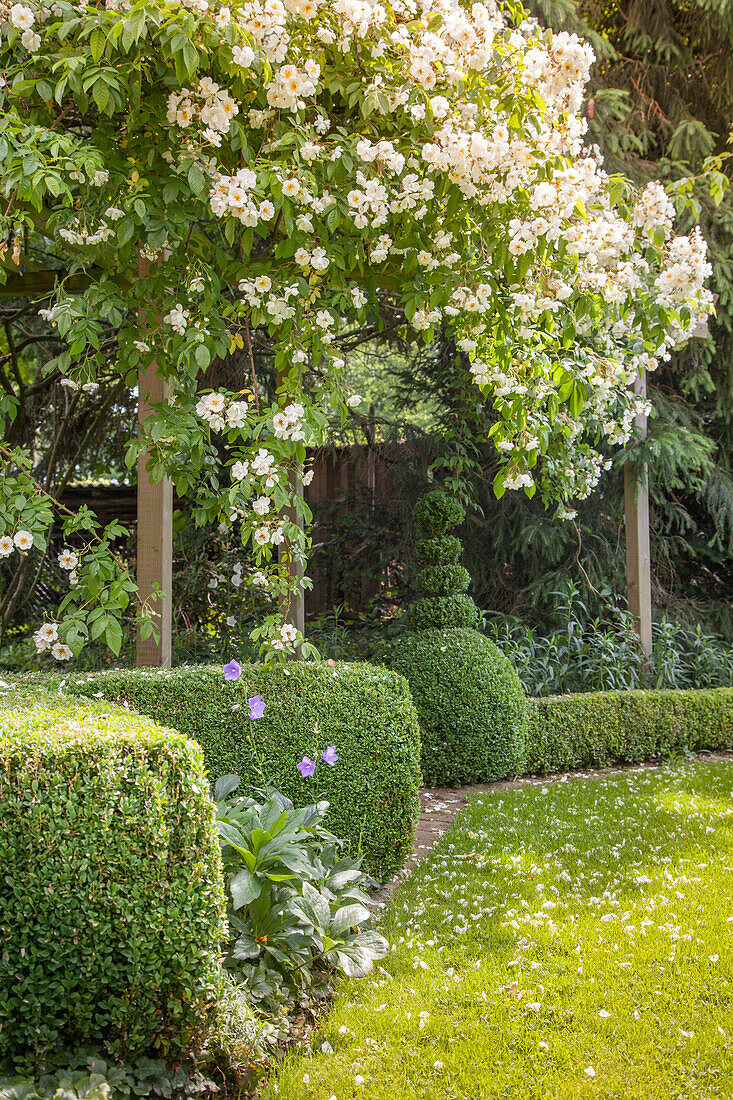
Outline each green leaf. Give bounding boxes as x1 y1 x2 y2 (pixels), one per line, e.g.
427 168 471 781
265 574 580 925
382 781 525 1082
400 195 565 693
330 903 370 936
93 79 110 114
104 618 122 656
229 867 261 909
291 882 330 931
187 163 206 196
181 40 199 78
90 26 105 62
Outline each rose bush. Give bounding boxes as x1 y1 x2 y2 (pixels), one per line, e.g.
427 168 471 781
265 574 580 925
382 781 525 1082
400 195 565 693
0 0 715 660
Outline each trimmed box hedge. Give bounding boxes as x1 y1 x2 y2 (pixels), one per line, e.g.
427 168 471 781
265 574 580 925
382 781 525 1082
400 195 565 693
379 628 528 786
0 682 226 1065
527 686 733 773
70 662 422 882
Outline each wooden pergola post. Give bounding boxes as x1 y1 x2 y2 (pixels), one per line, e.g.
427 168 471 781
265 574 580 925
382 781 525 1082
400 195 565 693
275 365 305 642
136 257 173 667
279 468 305 639
624 372 652 661
136 366 173 666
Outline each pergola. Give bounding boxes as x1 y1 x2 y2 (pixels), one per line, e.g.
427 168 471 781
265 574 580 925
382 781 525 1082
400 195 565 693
3 264 656 666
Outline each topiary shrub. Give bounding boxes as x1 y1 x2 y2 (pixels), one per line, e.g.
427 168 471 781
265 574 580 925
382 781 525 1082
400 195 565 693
415 535 463 564
379 629 527 786
409 594 479 631
412 492 466 538
69 662 421 882
408 491 481 632
379 490 528 786
526 686 733 774
0 683 226 1067
415 564 471 597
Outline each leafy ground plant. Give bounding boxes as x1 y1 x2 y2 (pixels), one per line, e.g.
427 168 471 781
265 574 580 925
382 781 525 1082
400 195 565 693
213 778 388 1018
488 586 733 696
271 757 733 1099
0 1049 216 1100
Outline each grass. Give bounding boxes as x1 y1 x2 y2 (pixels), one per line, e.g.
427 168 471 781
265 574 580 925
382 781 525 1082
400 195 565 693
269 758 733 1100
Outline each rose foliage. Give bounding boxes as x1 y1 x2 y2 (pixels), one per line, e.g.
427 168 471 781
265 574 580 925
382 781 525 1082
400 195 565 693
0 0 714 660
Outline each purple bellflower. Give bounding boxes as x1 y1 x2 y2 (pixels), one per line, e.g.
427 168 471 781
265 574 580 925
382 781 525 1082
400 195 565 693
248 694 266 719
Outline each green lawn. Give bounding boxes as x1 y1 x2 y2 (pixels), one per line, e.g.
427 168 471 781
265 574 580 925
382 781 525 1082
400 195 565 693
269 759 733 1099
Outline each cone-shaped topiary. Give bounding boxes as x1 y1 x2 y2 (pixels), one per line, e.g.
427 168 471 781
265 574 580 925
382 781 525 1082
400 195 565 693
380 490 528 786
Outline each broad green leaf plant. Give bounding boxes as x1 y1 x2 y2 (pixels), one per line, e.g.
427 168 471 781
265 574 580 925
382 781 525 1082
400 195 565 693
0 0 714 660
212 777 388 1013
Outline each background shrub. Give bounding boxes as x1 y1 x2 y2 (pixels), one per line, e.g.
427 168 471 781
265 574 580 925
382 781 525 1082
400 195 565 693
527 687 733 773
379 629 528 786
70 663 421 882
0 682 226 1066
486 583 733 695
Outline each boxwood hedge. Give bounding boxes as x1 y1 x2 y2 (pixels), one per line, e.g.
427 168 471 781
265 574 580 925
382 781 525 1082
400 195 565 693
70 662 422 882
379 629 528 786
527 686 733 773
0 682 226 1066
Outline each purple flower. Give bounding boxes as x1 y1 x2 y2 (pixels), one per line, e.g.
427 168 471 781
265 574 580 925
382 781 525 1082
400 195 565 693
321 746 338 766
224 659 242 681
248 694 266 719
297 756 317 778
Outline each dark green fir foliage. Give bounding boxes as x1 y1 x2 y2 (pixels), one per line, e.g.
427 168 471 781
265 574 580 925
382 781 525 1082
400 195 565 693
381 492 528 786
0 682 226 1067
70 662 422 883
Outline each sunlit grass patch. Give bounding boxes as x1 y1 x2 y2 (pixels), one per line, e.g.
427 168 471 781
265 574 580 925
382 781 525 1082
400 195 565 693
270 759 733 1100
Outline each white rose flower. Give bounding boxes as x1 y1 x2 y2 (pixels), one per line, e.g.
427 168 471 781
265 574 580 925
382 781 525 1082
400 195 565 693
51 642 73 661
21 28 40 50
226 402 248 429
13 530 33 551
58 549 78 570
10 4 34 30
